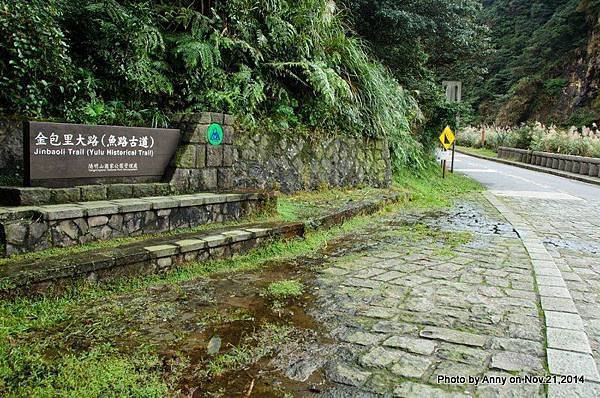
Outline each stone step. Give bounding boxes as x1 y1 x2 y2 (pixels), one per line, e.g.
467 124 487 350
0 221 304 297
0 191 274 257
0 182 175 206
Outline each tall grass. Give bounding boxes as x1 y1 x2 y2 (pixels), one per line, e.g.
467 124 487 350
459 123 600 158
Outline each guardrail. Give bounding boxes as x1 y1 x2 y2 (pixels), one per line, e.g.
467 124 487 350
498 147 600 178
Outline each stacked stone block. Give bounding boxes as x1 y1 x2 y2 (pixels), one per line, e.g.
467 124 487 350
232 133 392 193
0 192 273 257
166 112 235 192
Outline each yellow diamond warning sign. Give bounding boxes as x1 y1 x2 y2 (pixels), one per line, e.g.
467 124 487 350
439 126 455 150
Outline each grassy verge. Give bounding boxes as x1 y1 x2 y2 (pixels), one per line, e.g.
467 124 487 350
0 208 390 397
276 186 403 222
0 165 482 397
394 163 483 208
456 145 498 158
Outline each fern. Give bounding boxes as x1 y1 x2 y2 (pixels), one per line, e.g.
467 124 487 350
1 0 425 170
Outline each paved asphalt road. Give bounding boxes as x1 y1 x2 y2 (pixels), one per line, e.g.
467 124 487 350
453 152 600 203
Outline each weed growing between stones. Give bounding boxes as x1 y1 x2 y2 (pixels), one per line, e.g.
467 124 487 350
263 279 305 314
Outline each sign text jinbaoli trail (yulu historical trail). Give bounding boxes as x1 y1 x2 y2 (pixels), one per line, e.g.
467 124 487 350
25 121 180 187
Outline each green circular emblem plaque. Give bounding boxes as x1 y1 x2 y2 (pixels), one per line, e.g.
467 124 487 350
207 123 224 146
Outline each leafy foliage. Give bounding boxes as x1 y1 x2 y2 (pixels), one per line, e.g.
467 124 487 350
0 0 85 117
0 0 425 169
341 0 490 148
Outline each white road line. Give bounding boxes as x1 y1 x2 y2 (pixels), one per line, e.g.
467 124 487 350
489 190 584 201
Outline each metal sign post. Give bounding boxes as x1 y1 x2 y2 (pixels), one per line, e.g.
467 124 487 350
451 141 456 173
442 159 446 178
442 81 462 174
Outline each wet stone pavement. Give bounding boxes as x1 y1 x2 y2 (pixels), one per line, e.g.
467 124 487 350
308 197 547 397
22 195 556 397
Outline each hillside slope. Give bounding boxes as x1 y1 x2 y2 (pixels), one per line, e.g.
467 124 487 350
474 0 600 126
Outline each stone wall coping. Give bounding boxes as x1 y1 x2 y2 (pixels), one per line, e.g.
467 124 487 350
0 182 173 207
499 147 600 163
174 239 207 253
0 191 270 222
498 147 530 154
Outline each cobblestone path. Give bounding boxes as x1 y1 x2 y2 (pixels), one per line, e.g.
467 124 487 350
305 198 550 397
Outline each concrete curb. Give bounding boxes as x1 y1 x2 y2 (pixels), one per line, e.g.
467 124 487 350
483 191 600 392
456 149 600 187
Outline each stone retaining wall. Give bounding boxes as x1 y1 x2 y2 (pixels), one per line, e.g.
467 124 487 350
0 192 273 257
0 222 303 298
0 182 172 206
232 131 392 193
2 114 392 194
0 119 23 176
498 147 600 178
166 112 235 192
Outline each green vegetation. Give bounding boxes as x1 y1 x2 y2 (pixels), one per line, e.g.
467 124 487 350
197 308 254 327
0 0 424 170
394 165 483 209
469 0 600 125
0 171 482 396
1 344 167 398
0 0 492 170
386 223 472 254
201 323 294 378
0 213 375 397
265 280 304 299
343 0 490 147
456 146 498 158
277 186 406 222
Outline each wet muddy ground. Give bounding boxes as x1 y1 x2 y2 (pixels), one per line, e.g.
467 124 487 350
18 195 534 397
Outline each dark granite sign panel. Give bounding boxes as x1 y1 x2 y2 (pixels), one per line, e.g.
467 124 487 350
25 122 180 187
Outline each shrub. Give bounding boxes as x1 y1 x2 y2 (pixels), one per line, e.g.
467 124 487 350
0 0 89 117
0 0 424 169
